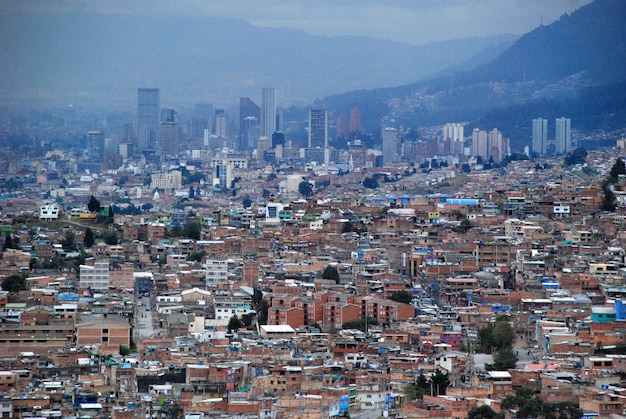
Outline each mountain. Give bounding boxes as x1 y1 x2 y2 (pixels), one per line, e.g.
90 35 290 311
0 13 516 110
319 0 626 150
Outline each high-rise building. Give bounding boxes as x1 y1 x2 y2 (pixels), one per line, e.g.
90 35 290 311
137 88 160 150
261 88 276 138
214 109 228 137
159 120 179 156
87 131 105 162
239 97 260 151
336 114 349 139
555 117 572 154
532 118 548 156
350 106 362 132
471 128 488 160
382 127 399 165
272 131 285 148
309 109 328 148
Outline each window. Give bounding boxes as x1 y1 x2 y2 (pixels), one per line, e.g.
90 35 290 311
102 328 109 334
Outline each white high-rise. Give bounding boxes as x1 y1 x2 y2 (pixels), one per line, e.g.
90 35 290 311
555 117 572 154
532 118 548 156
260 88 276 138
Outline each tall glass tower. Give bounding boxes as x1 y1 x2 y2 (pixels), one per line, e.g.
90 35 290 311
137 88 160 150
260 88 276 138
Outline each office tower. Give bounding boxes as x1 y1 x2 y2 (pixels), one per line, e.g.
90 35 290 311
159 120 179 157
161 108 176 123
532 118 548 156
243 117 260 150
555 117 572 154
443 123 463 142
261 88 276 138
309 109 328 148
87 131 105 162
487 128 505 163
122 121 133 144
350 106 362 132
137 88 160 150
348 140 367 170
471 128 488 160
382 127 399 165
239 97 260 151
214 109 228 137
257 136 270 160
275 110 283 133
336 114 349 139
272 131 285 148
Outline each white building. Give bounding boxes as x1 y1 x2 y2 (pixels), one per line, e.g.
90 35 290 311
206 259 228 288
40 204 60 220
79 261 110 290
150 170 182 190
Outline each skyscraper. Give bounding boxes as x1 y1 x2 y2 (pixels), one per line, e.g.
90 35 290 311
555 117 572 154
137 88 160 150
308 109 328 148
350 106 362 132
239 97 260 151
159 120 179 157
532 118 548 156
87 131 105 162
260 88 276 138
382 127 399 165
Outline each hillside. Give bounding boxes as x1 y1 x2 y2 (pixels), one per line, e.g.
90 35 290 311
319 0 626 150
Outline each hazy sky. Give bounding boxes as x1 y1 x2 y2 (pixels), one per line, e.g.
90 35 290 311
2 0 593 45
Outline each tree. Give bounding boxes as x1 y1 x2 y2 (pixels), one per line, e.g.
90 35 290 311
228 315 244 331
322 265 340 284
2 274 27 292
187 251 206 262
298 181 314 197
456 218 473 233
563 148 587 166
262 189 271 199
256 299 269 325
341 221 354 233
119 345 131 356
363 176 378 189
488 347 518 371
60 231 75 251
467 405 505 419
141 203 153 211
84 227 95 248
102 231 119 245
183 221 201 240
159 401 183 419
87 195 101 212
492 319 516 350
429 369 450 396
242 196 252 209
389 290 412 305
609 157 626 182
3 233 13 251
601 182 617 212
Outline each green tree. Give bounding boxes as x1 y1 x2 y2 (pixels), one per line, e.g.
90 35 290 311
102 231 119 245
87 195 101 212
477 324 495 352
341 221 354 233
3 233 13 251
467 405 505 419
429 369 450 396
119 345 131 356
363 176 378 189
563 148 588 166
228 315 244 331
183 221 201 240
389 290 413 305
298 181 314 198
322 265 340 284
60 231 75 251
242 196 252 209
187 251 206 262
2 274 27 292
141 203 153 211
609 157 626 182
256 299 269 325
601 182 617 212
159 401 183 419
456 218 473 233
262 189 270 199
492 319 515 350
488 347 518 371
84 227 95 248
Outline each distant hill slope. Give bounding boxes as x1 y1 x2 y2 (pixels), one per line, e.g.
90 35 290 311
319 0 626 150
0 13 515 109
